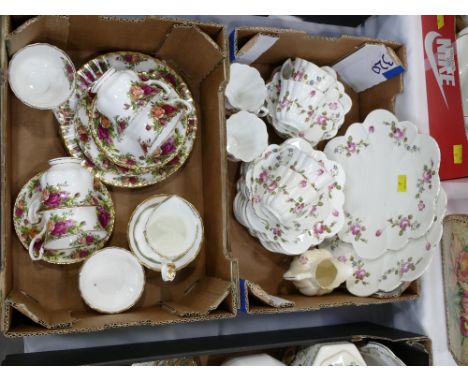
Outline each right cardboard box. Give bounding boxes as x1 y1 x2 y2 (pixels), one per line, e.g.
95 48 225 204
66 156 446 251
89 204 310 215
228 26 421 314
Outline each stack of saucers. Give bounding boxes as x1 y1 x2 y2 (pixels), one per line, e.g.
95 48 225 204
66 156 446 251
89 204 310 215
54 52 198 188
265 58 352 147
320 109 446 297
234 137 346 255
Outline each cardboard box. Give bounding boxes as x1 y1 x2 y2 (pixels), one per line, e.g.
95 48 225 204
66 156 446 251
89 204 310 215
228 27 420 314
420 16 468 180
0 16 238 336
1 322 433 365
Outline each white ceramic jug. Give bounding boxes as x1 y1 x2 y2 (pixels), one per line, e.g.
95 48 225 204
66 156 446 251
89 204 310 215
283 249 352 296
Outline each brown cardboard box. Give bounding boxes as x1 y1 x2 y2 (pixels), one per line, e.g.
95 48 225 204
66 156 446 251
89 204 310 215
0 16 238 336
228 27 420 314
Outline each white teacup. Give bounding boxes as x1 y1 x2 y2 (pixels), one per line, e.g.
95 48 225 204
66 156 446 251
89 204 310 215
8 43 76 109
91 68 171 125
29 205 106 261
29 158 97 224
226 111 268 162
280 58 337 92
122 95 193 157
225 63 268 116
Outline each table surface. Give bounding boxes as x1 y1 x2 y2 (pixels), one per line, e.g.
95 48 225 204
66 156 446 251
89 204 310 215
1 15 464 366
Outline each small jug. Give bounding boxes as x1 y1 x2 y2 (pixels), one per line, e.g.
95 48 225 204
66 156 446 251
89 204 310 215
283 249 352 296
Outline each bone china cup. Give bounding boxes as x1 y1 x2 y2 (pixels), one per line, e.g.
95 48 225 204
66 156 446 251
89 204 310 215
121 94 193 157
28 206 106 261
8 43 76 109
92 68 171 124
28 158 98 224
79 247 145 314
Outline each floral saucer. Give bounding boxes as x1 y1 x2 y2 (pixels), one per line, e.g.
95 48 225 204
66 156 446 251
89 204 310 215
54 52 197 188
13 172 115 264
320 189 446 297
324 109 441 260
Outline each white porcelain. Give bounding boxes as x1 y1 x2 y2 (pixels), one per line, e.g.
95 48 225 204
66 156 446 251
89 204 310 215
324 109 441 260
280 58 337 92
320 189 447 297
222 354 285 366
28 157 96 225
283 249 352 296
79 247 145 314
143 195 198 260
8 43 76 109
28 205 106 261
359 342 406 366
225 63 268 115
53 51 198 188
92 68 170 124
266 70 351 147
128 195 203 282
234 137 346 255
292 342 366 366
122 95 192 157
226 111 268 162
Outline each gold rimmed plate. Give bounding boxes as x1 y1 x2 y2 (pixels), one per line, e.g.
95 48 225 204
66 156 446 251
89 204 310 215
54 51 198 188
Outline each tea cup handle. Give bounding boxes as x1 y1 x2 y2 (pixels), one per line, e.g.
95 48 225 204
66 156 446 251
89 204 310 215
165 97 193 114
257 105 269 118
27 193 42 225
28 224 47 261
161 263 176 282
146 79 172 97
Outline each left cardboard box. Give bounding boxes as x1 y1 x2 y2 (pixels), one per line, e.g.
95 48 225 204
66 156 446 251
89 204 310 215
0 15 238 336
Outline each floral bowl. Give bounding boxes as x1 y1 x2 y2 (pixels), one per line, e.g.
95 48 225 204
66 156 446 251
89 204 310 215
234 137 346 255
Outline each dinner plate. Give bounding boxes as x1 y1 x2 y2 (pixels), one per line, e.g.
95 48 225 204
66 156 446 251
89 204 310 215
324 109 441 259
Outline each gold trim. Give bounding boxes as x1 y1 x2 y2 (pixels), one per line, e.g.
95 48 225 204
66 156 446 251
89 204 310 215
8 42 76 110
127 194 204 275
13 172 115 265
56 51 199 189
78 247 145 314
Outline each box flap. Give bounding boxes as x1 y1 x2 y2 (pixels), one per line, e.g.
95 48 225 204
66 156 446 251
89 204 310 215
233 32 280 64
6 290 74 329
158 24 225 85
162 277 231 317
245 280 295 309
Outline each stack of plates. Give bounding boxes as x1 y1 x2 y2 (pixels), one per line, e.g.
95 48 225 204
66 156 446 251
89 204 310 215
321 109 446 296
54 51 198 188
234 137 346 255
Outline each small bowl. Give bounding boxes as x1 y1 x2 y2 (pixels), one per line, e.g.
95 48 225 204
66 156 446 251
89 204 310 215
79 247 145 314
8 43 76 109
226 111 268 162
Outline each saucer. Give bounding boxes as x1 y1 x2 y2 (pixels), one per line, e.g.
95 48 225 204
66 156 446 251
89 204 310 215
8 43 76 109
13 172 115 264
128 194 203 273
79 247 145 314
54 51 197 188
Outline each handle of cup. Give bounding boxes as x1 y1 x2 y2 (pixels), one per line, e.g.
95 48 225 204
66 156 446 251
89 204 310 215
27 193 42 225
257 105 269 118
161 263 176 282
28 224 47 261
165 97 193 114
146 79 172 98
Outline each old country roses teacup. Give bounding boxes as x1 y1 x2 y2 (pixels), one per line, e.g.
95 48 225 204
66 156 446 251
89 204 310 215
28 205 107 260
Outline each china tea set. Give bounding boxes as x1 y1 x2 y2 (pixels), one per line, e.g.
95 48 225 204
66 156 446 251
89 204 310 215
10 43 203 314
226 59 446 298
